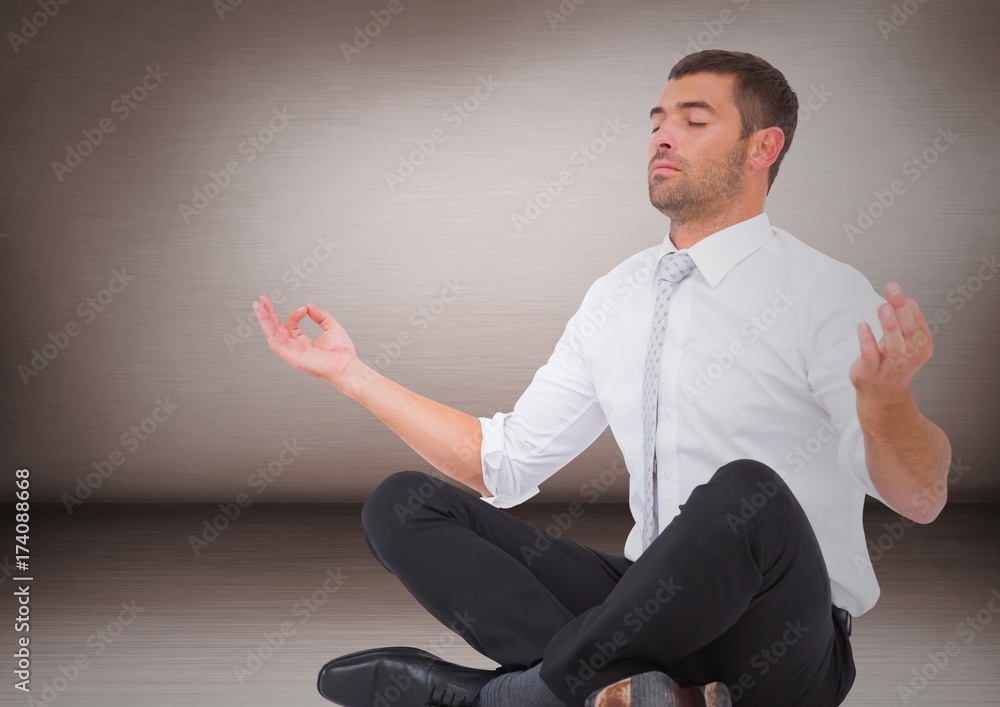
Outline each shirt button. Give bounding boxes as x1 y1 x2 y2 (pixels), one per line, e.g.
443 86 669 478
665 347 674 357
678 295 687 303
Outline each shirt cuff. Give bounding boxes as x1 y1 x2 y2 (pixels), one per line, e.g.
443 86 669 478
838 415 899 512
477 412 541 508
479 488 541 508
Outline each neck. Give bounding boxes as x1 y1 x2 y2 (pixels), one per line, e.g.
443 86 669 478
668 203 764 250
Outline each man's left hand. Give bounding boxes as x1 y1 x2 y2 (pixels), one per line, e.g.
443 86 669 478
850 281 934 402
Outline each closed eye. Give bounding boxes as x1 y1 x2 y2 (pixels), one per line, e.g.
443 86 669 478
651 122 706 133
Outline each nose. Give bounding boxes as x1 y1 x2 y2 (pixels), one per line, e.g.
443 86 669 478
648 124 675 163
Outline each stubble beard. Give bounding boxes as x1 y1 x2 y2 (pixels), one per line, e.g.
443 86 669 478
648 139 749 226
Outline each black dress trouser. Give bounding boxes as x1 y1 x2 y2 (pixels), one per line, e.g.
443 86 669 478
360 459 857 707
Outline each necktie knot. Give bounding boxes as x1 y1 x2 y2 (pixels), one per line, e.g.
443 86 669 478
658 251 697 283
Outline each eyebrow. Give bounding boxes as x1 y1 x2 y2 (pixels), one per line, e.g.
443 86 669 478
649 101 719 120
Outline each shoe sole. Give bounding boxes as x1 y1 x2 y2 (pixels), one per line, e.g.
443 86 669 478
584 671 733 707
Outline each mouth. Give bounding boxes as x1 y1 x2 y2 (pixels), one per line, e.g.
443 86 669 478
651 162 680 174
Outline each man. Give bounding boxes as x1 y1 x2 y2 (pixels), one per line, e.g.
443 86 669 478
253 49 951 707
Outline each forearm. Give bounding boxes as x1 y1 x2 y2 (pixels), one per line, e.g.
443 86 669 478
857 387 952 524
332 357 489 495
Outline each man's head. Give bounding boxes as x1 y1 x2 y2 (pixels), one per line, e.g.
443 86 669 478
648 50 798 224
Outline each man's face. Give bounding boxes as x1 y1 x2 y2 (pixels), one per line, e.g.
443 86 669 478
647 72 751 222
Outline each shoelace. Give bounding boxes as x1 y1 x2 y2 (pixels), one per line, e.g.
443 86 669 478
425 685 481 707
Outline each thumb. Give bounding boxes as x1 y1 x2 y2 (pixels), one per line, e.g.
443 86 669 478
306 303 336 331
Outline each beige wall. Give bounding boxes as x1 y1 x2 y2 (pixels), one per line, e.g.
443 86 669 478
1 0 997 504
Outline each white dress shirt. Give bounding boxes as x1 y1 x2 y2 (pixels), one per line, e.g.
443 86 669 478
477 211 901 617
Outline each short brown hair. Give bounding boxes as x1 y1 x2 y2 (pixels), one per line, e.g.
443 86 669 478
668 50 798 194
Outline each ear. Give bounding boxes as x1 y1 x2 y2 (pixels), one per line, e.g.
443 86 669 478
749 126 784 171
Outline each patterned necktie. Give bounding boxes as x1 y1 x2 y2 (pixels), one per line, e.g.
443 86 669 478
641 250 697 551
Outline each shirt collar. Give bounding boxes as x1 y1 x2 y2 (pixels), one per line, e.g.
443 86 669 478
661 212 775 288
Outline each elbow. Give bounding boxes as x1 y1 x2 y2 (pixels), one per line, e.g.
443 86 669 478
880 476 947 525
915 428 954 525
911 506 943 525
917 494 947 525
909 484 948 525
895 446 953 525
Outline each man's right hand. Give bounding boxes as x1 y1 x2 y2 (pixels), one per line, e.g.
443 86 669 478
253 295 358 388
253 295 489 494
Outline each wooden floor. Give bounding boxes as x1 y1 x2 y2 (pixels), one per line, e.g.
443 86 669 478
5 501 998 706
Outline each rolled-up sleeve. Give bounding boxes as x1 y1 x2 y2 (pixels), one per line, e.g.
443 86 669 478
801 260 904 514
478 279 610 507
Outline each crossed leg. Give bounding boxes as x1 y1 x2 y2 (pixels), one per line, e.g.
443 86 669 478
361 468 632 670
361 460 855 707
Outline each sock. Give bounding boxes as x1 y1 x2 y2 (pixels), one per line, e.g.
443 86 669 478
477 661 566 707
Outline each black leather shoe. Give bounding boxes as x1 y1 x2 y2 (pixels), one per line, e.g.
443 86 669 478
317 646 503 706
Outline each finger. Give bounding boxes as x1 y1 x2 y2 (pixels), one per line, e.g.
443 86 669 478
257 299 298 350
256 295 284 331
905 304 934 361
910 302 933 340
878 302 905 360
254 301 283 349
895 300 917 338
254 301 280 340
855 321 881 378
306 303 337 331
884 282 917 337
262 295 292 332
284 305 310 336
252 298 270 326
